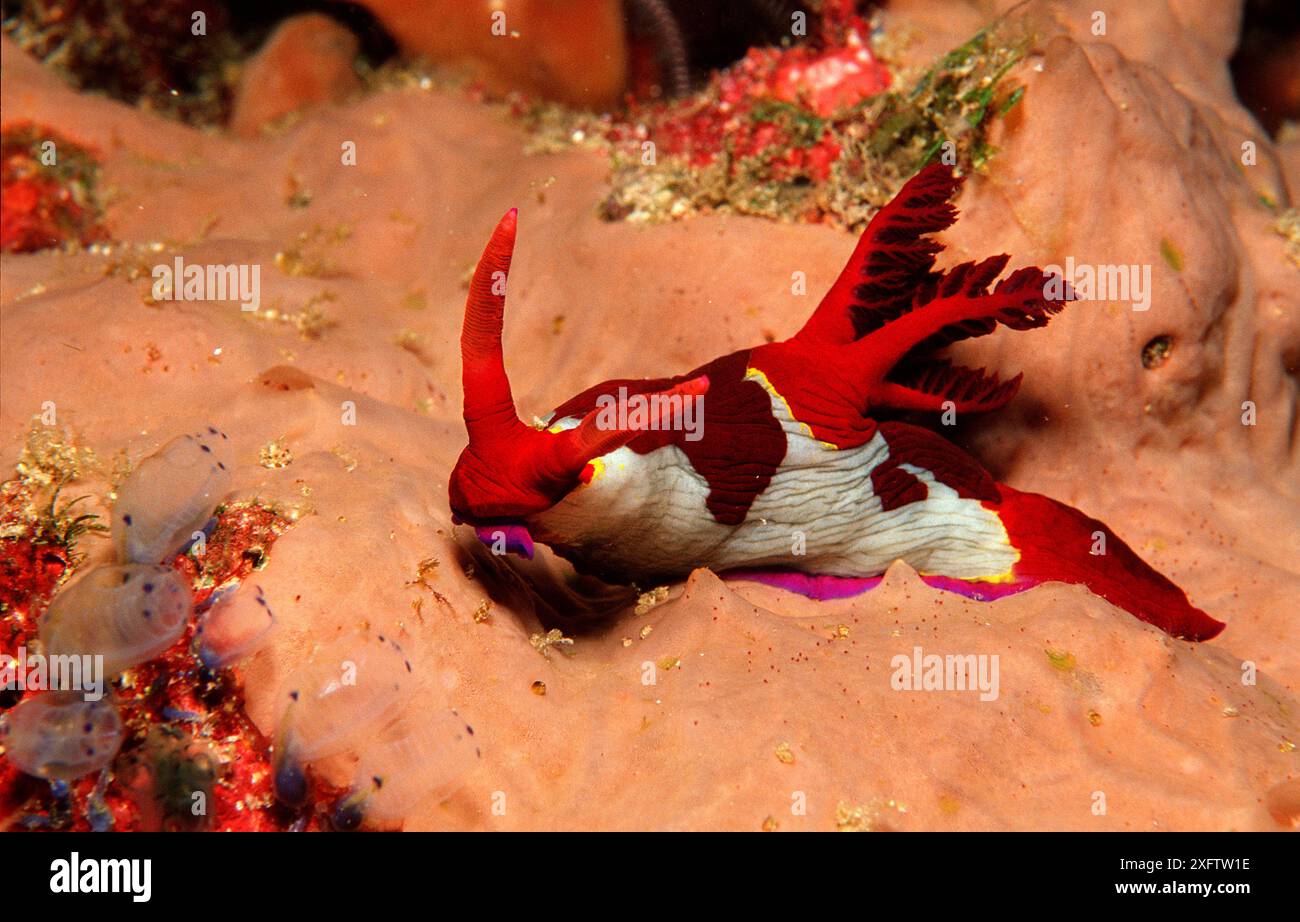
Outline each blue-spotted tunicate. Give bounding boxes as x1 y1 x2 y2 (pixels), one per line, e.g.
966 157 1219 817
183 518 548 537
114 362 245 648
40 564 192 677
0 692 123 780
333 706 480 829
196 582 276 669
113 427 233 564
272 633 479 824
272 634 414 805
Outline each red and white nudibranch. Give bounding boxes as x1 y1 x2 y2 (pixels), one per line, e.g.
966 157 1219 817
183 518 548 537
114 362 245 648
448 165 1225 642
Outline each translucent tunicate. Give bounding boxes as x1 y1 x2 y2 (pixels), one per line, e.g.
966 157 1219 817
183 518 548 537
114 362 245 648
272 634 479 824
113 427 233 564
40 564 193 676
196 582 276 669
0 692 123 781
272 633 415 805
335 706 480 829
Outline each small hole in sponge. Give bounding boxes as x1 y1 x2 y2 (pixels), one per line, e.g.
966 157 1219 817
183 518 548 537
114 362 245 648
1141 335 1174 369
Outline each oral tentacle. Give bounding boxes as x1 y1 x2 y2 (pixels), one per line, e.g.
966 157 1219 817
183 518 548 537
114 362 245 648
474 523 536 559
545 374 711 477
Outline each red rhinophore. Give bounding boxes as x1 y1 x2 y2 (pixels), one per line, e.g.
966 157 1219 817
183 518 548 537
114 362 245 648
449 208 709 521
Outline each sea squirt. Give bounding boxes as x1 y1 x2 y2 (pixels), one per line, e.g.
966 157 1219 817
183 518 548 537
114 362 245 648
0 691 124 781
39 564 192 677
196 582 277 669
333 707 480 829
4 424 235 783
112 426 233 564
272 634 479 825
273 633 416 806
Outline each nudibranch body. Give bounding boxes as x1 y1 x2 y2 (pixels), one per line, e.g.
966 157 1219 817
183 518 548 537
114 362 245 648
449 165 1225 642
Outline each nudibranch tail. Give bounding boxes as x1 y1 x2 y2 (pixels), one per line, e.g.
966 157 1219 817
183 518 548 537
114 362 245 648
994 487 1226 641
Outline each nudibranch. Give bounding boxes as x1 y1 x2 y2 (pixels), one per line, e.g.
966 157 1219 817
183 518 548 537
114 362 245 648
449 164 1225 642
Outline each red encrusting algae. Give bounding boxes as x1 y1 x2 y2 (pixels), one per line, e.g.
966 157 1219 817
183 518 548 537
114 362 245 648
0 122 108 253
612 11 889 186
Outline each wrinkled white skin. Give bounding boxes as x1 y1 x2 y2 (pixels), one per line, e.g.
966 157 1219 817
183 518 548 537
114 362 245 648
113 427 233 565
0 692 123 781
529 382 1017 585
40 564 193 677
